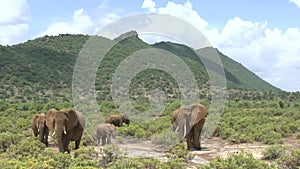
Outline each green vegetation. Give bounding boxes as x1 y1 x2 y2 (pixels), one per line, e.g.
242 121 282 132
198 152 276 169
0 34 281 103
0 33 299 168
0 97 299 168
215 100 300 144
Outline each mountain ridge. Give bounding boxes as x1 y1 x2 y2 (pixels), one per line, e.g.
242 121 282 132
0 33 281 102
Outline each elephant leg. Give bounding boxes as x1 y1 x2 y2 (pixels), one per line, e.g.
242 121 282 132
107 135 111 144
44 128 49 147
75 140 80 150
101 136 107 146
193 118 205 150
63 137 71 153
186 131 193 150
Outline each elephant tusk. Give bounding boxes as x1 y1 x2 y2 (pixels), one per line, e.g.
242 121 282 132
175 126 179 132
37 128 40 133
183 124 187 140
64 126 67 134
52 131 56 137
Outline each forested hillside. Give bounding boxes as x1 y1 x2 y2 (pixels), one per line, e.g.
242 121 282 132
0 33 280 103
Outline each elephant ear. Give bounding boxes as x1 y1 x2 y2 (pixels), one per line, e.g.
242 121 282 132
46 109 57 130
33 114 39 127
189 104 207 126
64 109 78 131
109 124 116 131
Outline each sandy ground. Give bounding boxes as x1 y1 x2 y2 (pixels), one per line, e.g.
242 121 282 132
47 136 299 167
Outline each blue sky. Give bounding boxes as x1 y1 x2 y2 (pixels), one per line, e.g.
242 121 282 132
1 0 300 92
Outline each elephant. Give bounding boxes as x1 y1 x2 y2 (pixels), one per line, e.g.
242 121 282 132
105 114 130 127
46 108 85 153
94 123 116 146
31 113 49 146
171 104 208 150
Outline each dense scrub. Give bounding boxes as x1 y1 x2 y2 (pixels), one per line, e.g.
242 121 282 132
0 98 299 168
0 34 281 103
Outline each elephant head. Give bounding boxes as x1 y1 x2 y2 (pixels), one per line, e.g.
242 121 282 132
31 113 49 146
122 114 130 126
46 108 85 153
107 124 116 139
173 104 208 141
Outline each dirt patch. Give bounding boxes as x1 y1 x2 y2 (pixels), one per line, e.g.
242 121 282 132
45 136 299 166
191 137 269 164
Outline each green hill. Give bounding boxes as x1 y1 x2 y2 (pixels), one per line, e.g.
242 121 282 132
0 33 280 102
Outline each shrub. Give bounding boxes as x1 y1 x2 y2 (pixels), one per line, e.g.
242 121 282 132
5 137 46 158
152 128 179 149
0 133 21 152
262 144 286 160
197 152 275 169
262 131 283 144
276 148 300 169
263 145 300 169
99 143 127 167
117 123 151 138
229 133 253 144
108 158 158 169
165 142 194 163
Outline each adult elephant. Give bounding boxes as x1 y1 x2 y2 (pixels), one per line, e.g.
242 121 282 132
171 104 208 150
105 114 130 127
46 108 85 153
94 123 116 146
31 113 49 146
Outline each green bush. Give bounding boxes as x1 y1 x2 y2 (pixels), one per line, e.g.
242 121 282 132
262 144 286 160
276 148 300 169
108 156 186 169
262 131 283 144
117 123 151 138
152 128 179 149
0 133 22 152
99 143 127 167
197 152 275 169
165 143 194 163
263 145 300 168
5 137 46 158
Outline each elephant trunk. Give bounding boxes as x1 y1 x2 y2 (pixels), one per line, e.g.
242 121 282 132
38 125 44 142
56 131 64 152
178 118 187 141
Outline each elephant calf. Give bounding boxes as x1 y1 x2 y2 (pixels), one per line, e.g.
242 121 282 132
94 123 116 146
105 114 130 127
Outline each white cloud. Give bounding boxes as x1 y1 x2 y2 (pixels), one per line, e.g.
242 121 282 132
40 9 93 36
214 17 300 91
0 0 30 45
290 0 300 8
142 0 157 12
157 1 208 31
141 1 300 91
99 13 121 26
0 0 30 25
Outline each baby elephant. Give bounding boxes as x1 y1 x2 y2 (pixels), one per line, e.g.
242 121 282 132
94 123 116 146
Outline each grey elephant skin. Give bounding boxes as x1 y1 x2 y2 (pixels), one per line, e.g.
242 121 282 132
31 113 49 146
105 114 130 127
94 123 116 146
46 108 85 153
171 104 208 150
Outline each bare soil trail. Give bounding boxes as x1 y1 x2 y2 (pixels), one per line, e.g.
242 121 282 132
47 136 299 166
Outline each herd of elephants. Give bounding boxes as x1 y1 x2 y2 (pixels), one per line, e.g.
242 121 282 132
31 104 208 153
